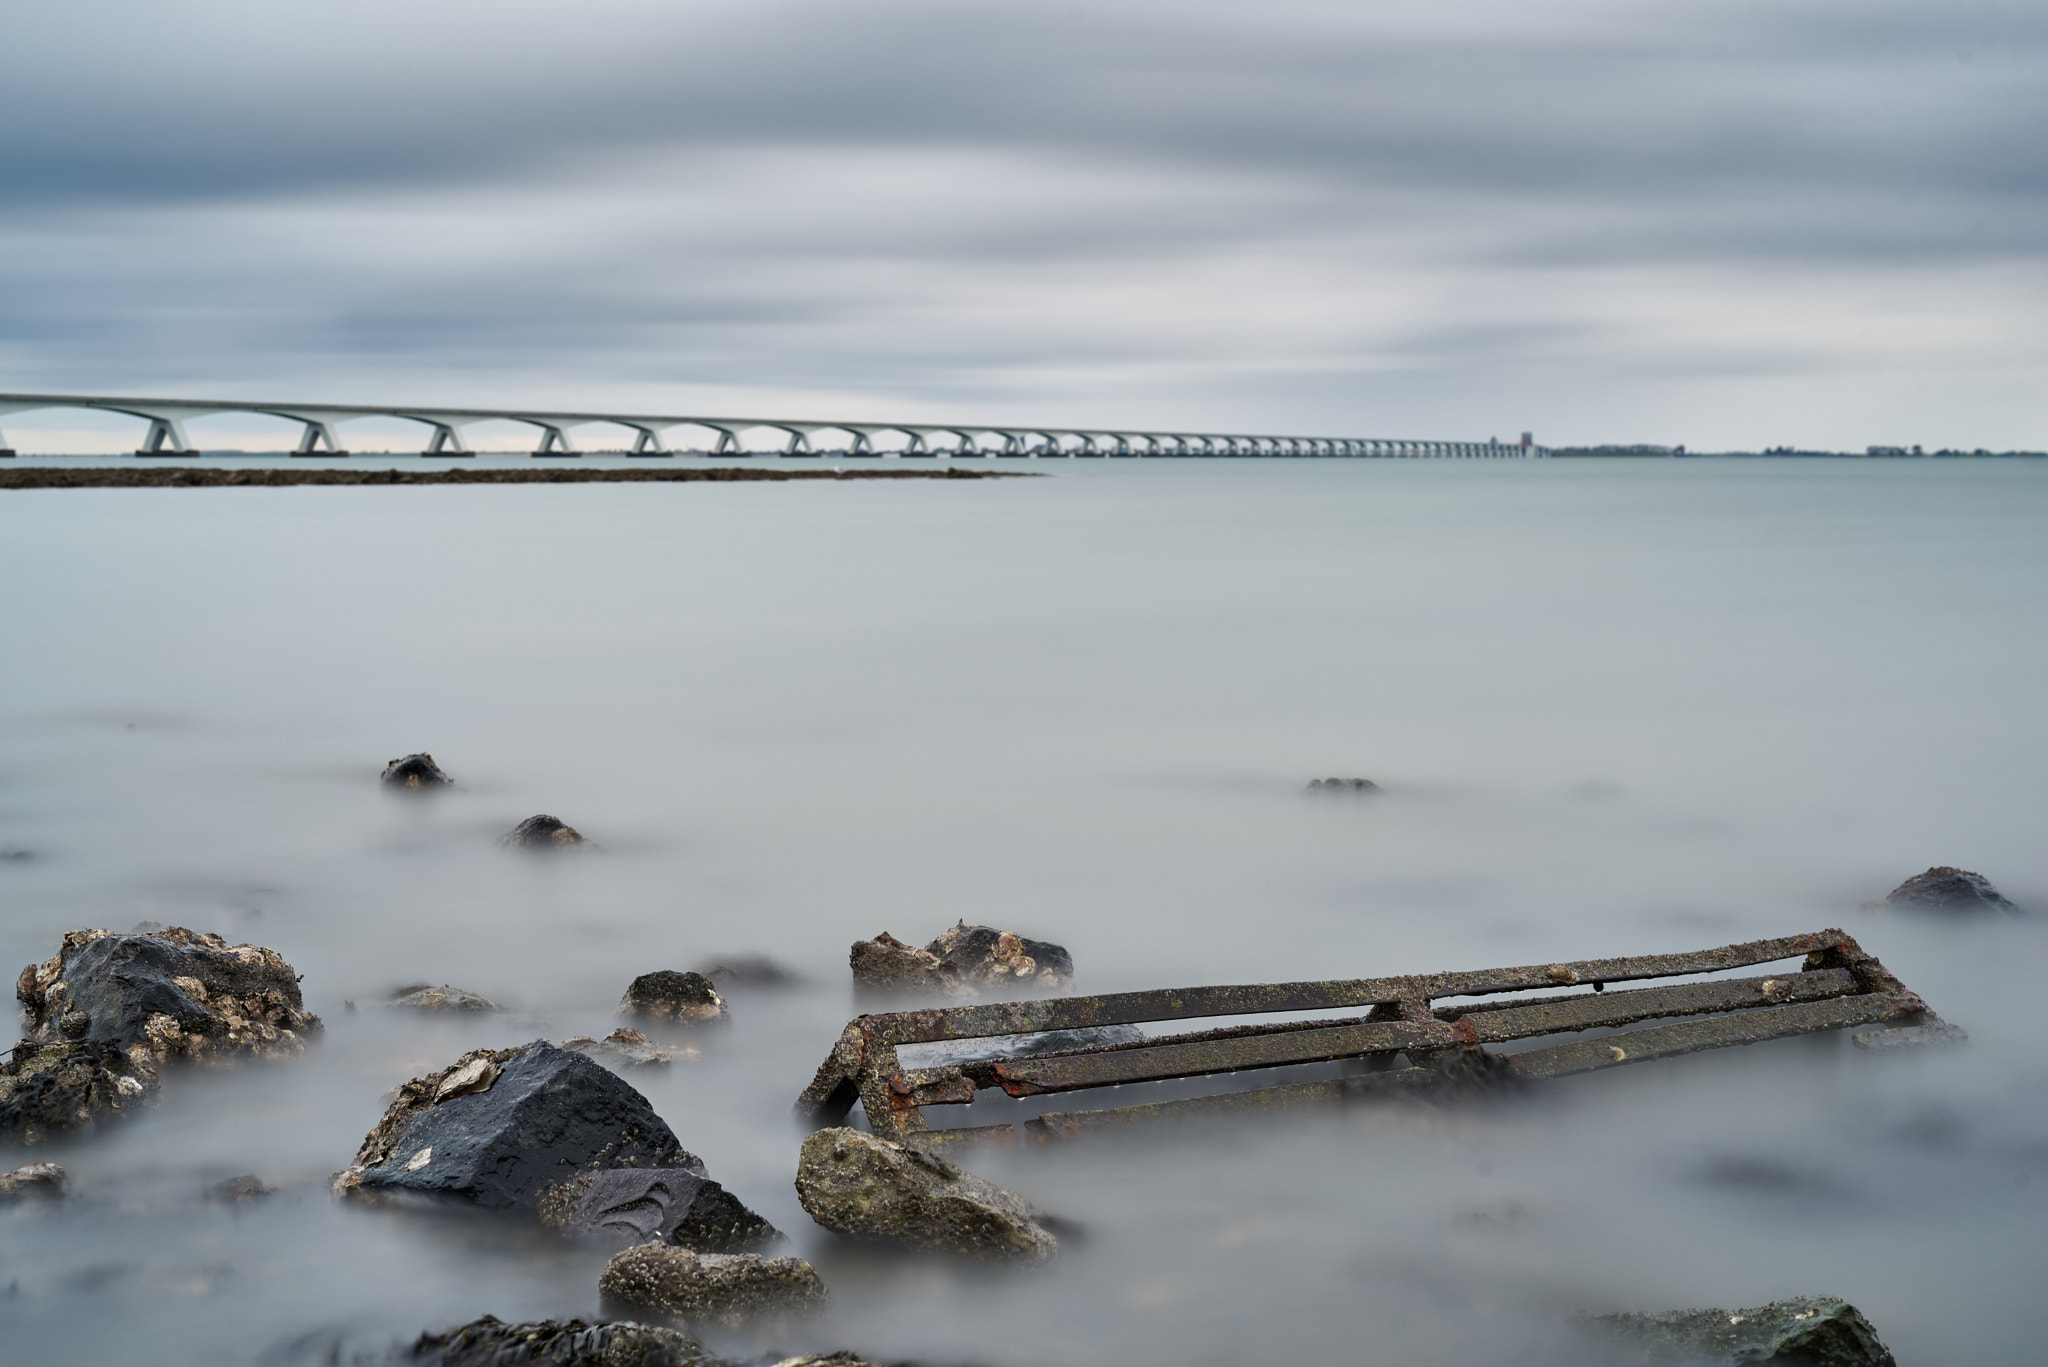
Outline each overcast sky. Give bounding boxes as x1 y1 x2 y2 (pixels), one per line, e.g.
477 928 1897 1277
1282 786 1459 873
3 0 2044 450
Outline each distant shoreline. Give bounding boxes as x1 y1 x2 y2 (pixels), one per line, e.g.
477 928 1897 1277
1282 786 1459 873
0 465 1021 489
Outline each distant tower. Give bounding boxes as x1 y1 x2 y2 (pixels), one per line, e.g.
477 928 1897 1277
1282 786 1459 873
1520 431 1533 448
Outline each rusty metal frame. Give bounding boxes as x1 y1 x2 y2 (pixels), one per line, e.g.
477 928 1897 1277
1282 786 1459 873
794 929 1959 1146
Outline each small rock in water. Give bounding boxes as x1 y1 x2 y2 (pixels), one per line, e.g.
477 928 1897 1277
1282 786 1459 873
539 1167 781 1253
850 923 1073 998
0 1162 67 1202
0 1040 157 1144
386 984 500 1013
1582 1294 1897 1365
794 1127 1061 1263
407 1315 715 1367
927 921 1073 993
333 1040 701 1209
1306 776 1379 792
380 753 454 790
620 972 728 1026
694 954 804 988
498 814 596 851
599 1244 827 1330
561 1028 691 1070
1880 866 2024 915
206 1174 270 1203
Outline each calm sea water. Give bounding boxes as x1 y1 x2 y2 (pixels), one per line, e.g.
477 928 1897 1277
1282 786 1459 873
1 457 2043 1364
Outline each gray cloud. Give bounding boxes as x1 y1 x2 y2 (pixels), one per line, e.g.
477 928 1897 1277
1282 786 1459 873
4 0 2047 447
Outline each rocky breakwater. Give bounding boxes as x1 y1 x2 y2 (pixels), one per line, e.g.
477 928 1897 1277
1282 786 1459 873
850 921 1073 998
795 1127 1062 1263
4 926 320 1144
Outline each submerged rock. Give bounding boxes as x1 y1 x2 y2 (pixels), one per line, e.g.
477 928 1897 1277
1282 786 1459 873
1306 777 1379 792
694 955 804 988
561 1027 690 1071
850 923 1073 998
619 972 728 1026
381 753 454 791
207 1173 270 1202
0 1040 156 1144
408 1315 719 1367
539 1167 781 1253
498 814 595 851
333 1041 699 1209
387 984 500 1013
599 1244 827 1330
0 1161 67 1202
794 1127 1060 1263
1881 866 2024 915
1583 1295 1897 1365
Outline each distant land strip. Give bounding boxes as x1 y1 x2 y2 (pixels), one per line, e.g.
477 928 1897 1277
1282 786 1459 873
0 465 1020 489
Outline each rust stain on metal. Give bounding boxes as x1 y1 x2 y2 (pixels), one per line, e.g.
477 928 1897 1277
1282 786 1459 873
792 929 1962 1144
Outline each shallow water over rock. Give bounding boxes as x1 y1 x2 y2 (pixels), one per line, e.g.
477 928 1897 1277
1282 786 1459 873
1 459 2044 1363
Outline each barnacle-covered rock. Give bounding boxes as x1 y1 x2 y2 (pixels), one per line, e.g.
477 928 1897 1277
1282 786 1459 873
619 972 727 1026
0 1040 157 1144
794 1127 1059 1263
498 814 595 851
387 984 499 1013
16 927 320 1070
408 1315 720 1367
599 1244 826 1330
561 1028 690 1071
849 923 1072 999
381 753 454 790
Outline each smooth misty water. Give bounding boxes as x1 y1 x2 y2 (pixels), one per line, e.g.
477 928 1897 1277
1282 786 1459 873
0 457 2043 1365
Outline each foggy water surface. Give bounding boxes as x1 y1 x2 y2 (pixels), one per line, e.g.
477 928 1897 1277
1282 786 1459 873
1 458 2043 1363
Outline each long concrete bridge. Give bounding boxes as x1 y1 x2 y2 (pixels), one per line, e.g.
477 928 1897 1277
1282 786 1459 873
0 391 1546 459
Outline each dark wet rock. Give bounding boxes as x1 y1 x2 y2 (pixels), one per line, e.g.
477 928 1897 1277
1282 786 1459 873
1306 777 1379 792
16 926 321 1067
927 921 1072 993
599 1244 827 1330
207 1174 270 1202
498 814 596 851
333 1041 699 1209
407 1315 721 1367
903 1024 1144 1070
538 1167 781 1253
561 1028 690 1070
0 1161 67 1202
694 955 804 989
794 1127 1059 1263
1583 1295 1897 1365
620 972 727 1026
381 753 453 791
850 924 1072 998
1881 866 2023 914
387 984 499 1013
0 1040 157 1144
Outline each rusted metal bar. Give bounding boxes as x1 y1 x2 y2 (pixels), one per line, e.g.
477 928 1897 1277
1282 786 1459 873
794 929 1959 1143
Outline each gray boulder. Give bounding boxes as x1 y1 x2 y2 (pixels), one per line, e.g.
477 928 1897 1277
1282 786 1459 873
381 753 453 790
538 1167 781 1253
850 923 1073 998
1584 1295 1896 1365
0 1161 66 1202
794 1127 1059 1263
619 972 728 1026
1882 866 2024 914
600 1244 826 1330
333 1041 698 1209
499 814 596 851
16 926 322 1066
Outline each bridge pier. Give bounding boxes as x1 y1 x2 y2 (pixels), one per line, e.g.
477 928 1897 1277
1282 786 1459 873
290 418 347 458
135 415 195 456
418 421 472 457
627 425 671 456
